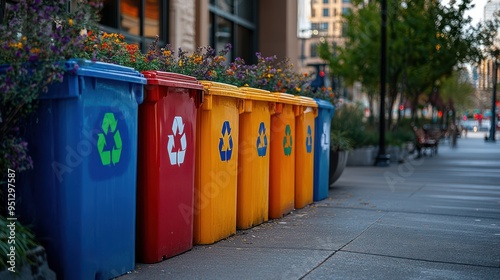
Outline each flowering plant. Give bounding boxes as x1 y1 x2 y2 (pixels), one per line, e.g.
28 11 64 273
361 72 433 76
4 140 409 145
82 31 162 72
0 0 102 176
82 33 334 102
148 38 232 82
146 39 314 94
301 85 336 103
226 53 306 94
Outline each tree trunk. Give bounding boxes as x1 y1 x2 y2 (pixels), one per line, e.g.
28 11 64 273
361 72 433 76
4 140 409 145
387 85 398 130
411 94 419 123
368 92 375 125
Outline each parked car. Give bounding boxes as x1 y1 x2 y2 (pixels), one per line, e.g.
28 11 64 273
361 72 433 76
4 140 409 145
461 120 479 132
479 121 491 131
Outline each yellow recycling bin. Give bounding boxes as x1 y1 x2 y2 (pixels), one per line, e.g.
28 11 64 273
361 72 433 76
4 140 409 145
194 81 245 244
237 87 277 229
294 96 318 209
269 92 299 219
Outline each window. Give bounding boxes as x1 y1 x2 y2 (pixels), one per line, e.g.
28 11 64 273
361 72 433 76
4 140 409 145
323 0 329 4
310 43 318 58
311 23 320 31
342 7 351 15
341 22 348 37
320 22 329 31
342 0 350 3
99 0 167 51
209 0 257 63
323 8 329 17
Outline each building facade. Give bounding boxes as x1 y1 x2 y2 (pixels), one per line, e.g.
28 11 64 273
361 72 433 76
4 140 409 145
299 0 351 69
101 0 298 66
1 0 299 66
477 0 500 110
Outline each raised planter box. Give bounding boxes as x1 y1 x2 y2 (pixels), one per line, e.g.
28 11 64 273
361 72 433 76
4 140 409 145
346 146 376 166
329 150 349 187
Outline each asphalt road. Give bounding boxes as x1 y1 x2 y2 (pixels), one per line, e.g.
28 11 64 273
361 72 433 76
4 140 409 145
118 132 500 280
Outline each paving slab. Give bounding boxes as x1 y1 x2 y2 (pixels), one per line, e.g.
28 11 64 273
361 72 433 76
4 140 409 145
118 246 332 280
304 251 500 280
219 207 385 251
343 211 500 267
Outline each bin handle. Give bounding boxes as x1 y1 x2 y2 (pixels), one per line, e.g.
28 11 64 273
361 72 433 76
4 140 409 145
242 99 252 113
190 89 204 109
238 99 245 114
132 83 144 104
269 102 276 115
293 105 301 117
202 94 212 110
78 76 86 95
274 103 283 115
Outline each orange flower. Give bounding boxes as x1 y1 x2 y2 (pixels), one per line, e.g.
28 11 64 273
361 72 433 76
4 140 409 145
214 56 226 63
30 48 41 54
193 56 202 64
126 44 139 54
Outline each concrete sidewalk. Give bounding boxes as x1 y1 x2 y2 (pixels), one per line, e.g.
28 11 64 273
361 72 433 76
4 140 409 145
118 132 500 280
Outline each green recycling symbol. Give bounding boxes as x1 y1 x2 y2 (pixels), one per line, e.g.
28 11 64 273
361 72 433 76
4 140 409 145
283 124 292 156
97 112 122 166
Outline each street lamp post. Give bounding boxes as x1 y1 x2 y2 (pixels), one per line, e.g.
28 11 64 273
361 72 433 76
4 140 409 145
375 0 390 166
486 57 497 142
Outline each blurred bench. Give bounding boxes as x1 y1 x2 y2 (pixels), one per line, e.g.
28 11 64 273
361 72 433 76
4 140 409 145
412 125 438 157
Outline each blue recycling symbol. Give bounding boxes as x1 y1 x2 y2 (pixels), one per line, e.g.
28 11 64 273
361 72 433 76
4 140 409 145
306 125 313 153
219 121 233 161
256 122 268 157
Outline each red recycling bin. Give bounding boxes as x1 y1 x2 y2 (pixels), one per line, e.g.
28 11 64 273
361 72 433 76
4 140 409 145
136 71 203 263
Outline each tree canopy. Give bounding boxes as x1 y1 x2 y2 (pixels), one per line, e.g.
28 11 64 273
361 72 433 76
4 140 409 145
319 0 483 127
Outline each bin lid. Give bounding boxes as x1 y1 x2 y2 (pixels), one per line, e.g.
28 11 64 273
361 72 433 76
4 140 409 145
199 81 245 99
142 71 203 90
314 98 335 110
66 59 147 85
277 92 297 105
297 96 318 108
239 86 278 102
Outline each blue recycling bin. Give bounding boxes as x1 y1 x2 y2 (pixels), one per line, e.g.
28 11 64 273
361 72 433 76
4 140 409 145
16 60 145 280
313 99 335 201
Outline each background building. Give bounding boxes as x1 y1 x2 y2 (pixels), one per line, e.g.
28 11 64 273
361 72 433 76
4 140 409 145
297 0 353 100
477 0 500 109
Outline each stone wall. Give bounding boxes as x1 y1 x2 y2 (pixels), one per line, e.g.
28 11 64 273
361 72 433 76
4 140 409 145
170 0 197 52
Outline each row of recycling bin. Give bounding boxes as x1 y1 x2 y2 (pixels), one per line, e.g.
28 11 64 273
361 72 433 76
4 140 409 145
17 60 334 280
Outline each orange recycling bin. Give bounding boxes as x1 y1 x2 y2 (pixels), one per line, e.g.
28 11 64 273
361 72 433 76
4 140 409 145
194 81 245 244
237 87 277 229
136 71 203 263
294 96 318 209
269 92 299 219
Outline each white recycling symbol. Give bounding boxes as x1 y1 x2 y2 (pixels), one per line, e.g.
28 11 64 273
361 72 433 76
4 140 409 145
321 122 330 151
167 116 187 166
